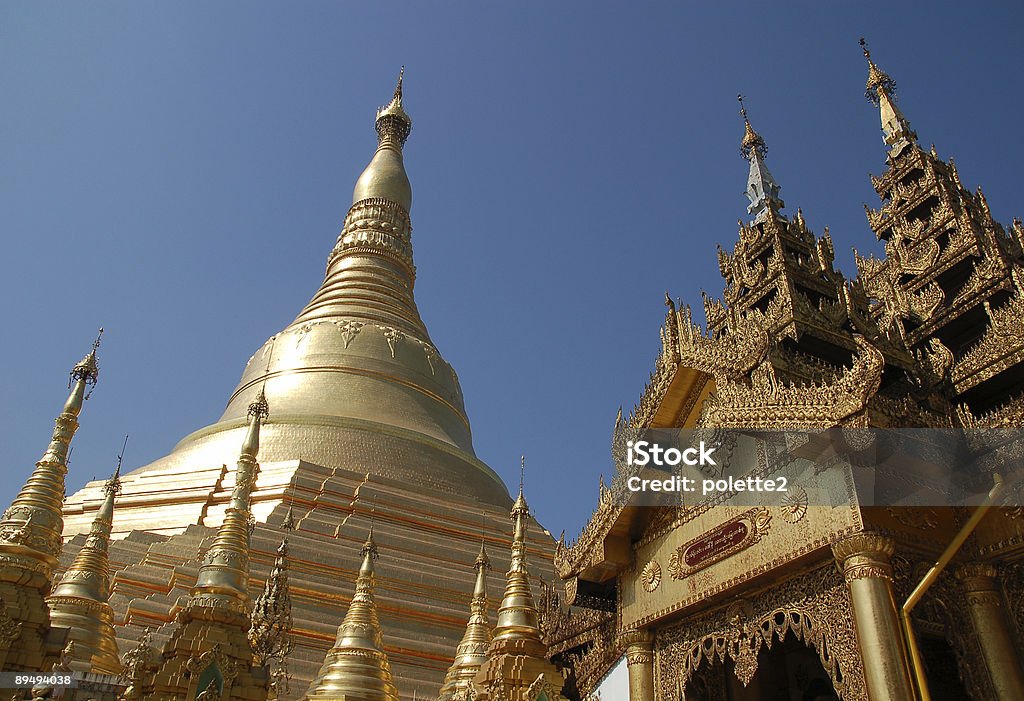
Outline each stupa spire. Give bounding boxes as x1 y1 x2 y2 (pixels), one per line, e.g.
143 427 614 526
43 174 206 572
860 38 916 154
143 389 270 698
0 329 102 571
191 387 269 610
304 527 399 701
491 461 541 645
249 505 294 697
47 440 124 674
289 69 427 336
375 66 412 148
470 458 568 700
438 540 492 700
351 66 413 211
738 94 784 223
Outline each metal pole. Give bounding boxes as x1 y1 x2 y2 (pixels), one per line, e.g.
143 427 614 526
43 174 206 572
900 473 1005 701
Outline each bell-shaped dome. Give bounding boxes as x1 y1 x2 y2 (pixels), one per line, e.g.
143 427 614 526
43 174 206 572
103 71 508 507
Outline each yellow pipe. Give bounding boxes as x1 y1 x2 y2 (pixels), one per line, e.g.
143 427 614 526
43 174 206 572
900 473 1005 701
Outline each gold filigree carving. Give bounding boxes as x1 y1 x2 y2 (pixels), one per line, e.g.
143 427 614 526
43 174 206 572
780 486 808 523
641 560 662 592
668 508 772 580
657 565 865 700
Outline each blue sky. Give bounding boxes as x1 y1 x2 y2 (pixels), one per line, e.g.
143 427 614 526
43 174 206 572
1 3 1022 540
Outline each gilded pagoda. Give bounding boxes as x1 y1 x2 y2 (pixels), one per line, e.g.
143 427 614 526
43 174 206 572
0 72 555 700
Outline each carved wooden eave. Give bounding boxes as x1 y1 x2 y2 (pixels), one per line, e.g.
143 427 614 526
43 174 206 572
555 496 654 586
952 290 1024 395
651 366 713 429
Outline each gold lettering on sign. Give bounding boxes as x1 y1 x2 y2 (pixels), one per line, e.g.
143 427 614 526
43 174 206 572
668 508 772 579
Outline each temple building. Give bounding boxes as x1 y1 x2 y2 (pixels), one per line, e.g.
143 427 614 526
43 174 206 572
546 42 1024 701
0 40 1022 701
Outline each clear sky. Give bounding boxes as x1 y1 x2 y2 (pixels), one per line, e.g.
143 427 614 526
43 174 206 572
2 3 1022 542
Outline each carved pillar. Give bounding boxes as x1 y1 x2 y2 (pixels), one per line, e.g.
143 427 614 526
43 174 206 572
957 563 1024 701
620 629 655 701
832 534 914 701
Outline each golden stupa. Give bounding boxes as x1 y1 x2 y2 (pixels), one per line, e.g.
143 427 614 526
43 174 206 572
57 71 554 699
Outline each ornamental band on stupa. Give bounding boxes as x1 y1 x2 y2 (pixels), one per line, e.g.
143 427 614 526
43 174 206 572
1 40 1022 701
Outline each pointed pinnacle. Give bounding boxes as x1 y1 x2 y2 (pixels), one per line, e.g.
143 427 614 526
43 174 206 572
115 434 128 478
519 455 525 497
476 538 490 568
395 65 405 101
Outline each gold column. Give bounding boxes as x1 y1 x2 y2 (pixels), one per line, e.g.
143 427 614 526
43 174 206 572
620 629 655 701
832 533 914 701
957 563 1024 700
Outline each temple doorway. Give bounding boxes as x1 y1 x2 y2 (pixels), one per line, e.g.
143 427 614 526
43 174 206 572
685 630 839 701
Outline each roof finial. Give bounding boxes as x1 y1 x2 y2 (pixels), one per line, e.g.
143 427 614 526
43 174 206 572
860 37 896 103
375 67 412 146
859 38 915 151
281 476 296 532
70 327 103 393
248 385 270 423
261 334 276 388
104 434 127 496
519 455 525 497
736 94 782 221
363 500 378 561
737 93 767 160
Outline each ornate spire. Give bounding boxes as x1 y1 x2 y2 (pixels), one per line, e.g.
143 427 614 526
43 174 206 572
470 459 568 700
46 439 125 674
304 527 399 701
249 505 294 690
375 66 412 147
860 38 916 154
438 540 492 700
0 329 102 572
119 629 153 701
737 95 783 223
190 388 269 611
352 68 414 211
490 467 542 646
